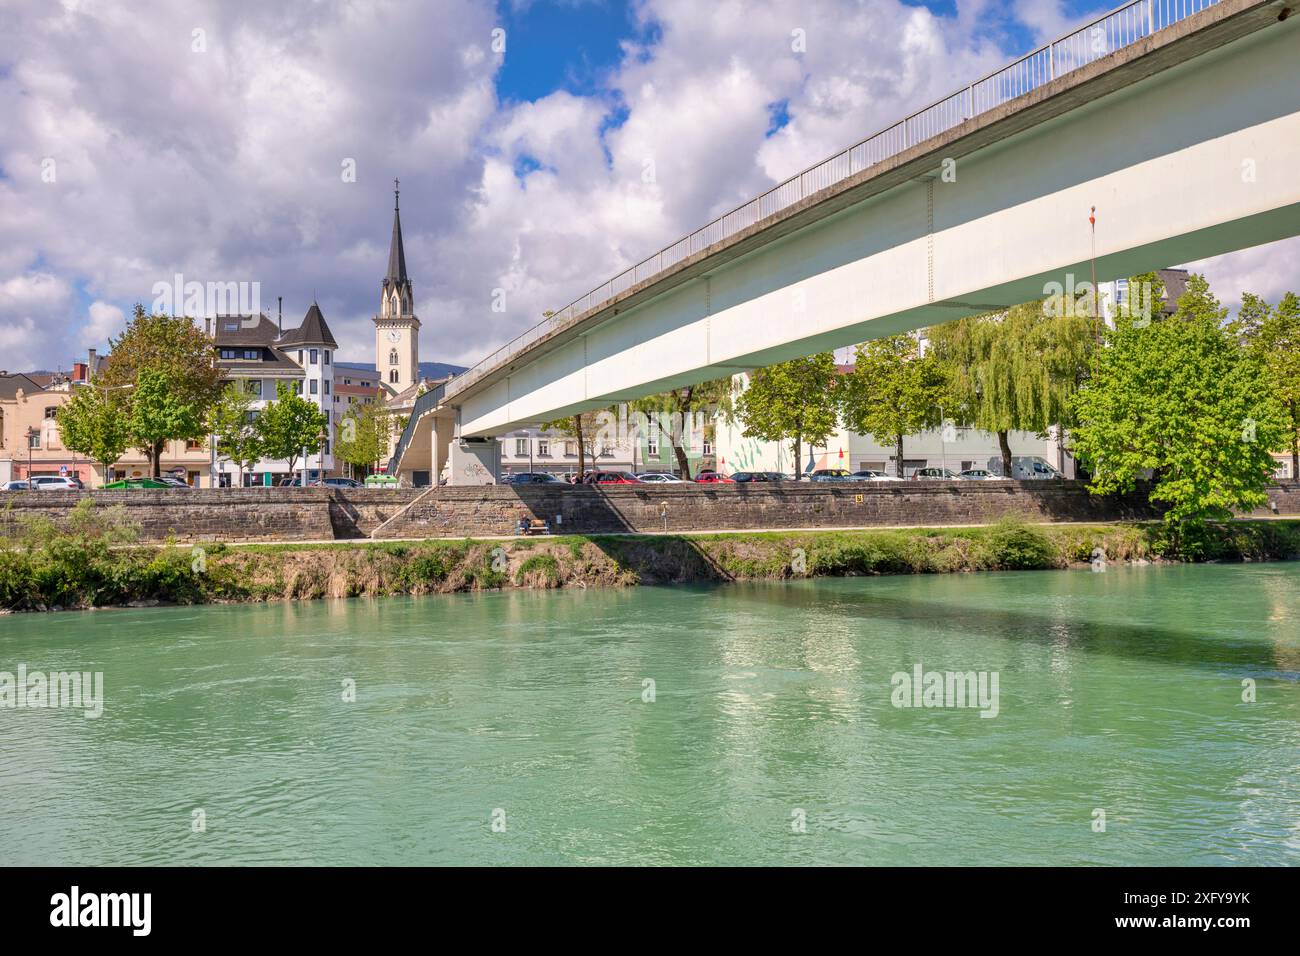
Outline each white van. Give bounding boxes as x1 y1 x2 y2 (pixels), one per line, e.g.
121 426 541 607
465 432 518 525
987 456 1063 480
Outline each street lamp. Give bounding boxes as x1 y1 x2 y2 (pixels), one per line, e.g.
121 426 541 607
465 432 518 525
26 426 38 479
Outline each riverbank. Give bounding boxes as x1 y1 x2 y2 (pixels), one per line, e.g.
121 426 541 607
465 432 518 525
2 516 1298 612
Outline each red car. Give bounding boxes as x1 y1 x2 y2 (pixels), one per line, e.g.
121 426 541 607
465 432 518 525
592 471 643 484
693 471 735 483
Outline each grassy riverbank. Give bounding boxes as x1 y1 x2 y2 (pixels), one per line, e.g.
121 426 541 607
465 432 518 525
2 499 1298 611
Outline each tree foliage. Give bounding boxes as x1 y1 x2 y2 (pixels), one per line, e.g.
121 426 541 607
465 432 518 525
1070 274 1284 529
335 401 392 476
733 353 839 478
99 305 225 476
1235 290 1300 480
629 378 733 478
839 336 947 477
256 383 329 478
211 383 261 483
126 369 205 473
56 387 130 477
927 300 1095 475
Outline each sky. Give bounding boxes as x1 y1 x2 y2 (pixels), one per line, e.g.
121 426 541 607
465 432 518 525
0 0 1296 373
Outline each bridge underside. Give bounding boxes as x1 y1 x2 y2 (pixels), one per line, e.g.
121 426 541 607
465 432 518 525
443 9 1299 440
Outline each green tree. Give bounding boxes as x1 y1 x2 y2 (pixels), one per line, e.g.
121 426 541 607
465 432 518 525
1237 291 1300 480
1070 274 1284 530
928 300 1095 476
839 335 948 478
335 402 391 478
99 305 225 476
211 383 262 485
629 378 733 478
126 369 204 474
256 383 329 479
542 410 610 479
56 386 130 482
734 353 839 479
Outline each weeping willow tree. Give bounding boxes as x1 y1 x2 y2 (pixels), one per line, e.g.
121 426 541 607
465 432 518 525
927 299 1095 476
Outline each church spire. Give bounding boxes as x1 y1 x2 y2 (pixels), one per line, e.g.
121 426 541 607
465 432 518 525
386 178 408 283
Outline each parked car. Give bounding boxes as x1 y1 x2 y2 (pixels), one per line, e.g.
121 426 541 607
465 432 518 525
277 477 303 487
958 469 999 481
0 480 30 491
636 473 688 483
731 471 774 482
101 478 172 489
29 475 84 490
311 477 364 488
693 471 735 483
505 472 567 484
810 469 852 482
157 476 192 488
849 470 902 481
1019 461 1063 480
592 471 643 484
911 467 962 481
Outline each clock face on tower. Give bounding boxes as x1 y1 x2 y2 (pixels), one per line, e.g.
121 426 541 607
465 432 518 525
387 330 401 343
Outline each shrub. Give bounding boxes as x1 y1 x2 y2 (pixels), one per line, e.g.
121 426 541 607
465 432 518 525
984 519 1058 570
516 553 561 587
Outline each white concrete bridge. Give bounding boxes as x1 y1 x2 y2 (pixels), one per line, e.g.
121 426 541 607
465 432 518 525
392 0 1300 484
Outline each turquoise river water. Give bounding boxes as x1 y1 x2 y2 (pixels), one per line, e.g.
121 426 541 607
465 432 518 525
1 562 1298 865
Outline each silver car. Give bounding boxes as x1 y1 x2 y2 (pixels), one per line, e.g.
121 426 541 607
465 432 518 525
30 475 83 490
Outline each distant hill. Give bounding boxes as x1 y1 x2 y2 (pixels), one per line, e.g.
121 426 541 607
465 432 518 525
336 361 468 380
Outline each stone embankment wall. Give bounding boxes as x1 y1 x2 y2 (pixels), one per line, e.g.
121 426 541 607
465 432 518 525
1 482 1297 543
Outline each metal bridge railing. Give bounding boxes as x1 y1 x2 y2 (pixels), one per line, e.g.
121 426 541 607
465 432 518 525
386 381 446 476
438 0 1220 405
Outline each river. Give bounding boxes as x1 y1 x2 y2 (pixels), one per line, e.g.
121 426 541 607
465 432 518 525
2 563 1297 865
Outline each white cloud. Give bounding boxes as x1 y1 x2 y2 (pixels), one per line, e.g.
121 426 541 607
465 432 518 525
81 301 126 349
0 0 1295 379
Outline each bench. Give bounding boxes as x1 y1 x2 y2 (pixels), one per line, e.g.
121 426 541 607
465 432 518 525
515 517 551 536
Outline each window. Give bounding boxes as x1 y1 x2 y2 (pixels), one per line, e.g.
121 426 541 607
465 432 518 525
537 439 549 457
243 349 259 360
323 351 330 365
647 439 658 456
309 349 318 364
186 439 204 451
244 411 260 425
515 438 529 456
298 350 303 363
389 348 399 366
220 348 238 360
44 406 59 420
222 321 240 332
28 433 41 449
292 381 302 395
702 440 713 456
246 380 262 396
389 369 398 383
309 380 318 395
323 440 330 455
324 381 330 395
564 441 577 457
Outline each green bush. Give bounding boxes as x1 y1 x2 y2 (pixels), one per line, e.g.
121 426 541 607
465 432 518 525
984 520 1058 570
516 553 560 586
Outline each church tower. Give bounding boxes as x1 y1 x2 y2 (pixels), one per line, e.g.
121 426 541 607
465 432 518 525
374 179 420 394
